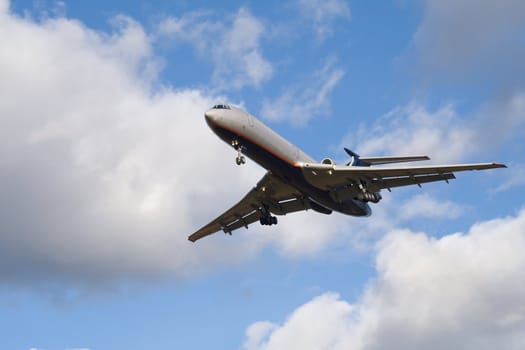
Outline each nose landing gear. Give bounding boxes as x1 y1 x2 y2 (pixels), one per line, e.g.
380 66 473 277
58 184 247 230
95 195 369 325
231 139 246 165
236 155 246 165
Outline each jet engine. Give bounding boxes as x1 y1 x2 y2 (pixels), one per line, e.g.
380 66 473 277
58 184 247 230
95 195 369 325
308 199 333 215
321 158 335 165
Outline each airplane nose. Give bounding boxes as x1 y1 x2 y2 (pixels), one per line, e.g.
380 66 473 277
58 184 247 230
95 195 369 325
204 109 219 124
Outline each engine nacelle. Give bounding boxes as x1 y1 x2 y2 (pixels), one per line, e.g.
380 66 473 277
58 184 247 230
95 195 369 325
308 199 333 215
321 158 335 165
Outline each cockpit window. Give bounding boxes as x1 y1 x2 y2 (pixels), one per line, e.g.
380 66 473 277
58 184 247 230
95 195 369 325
212 104 231 109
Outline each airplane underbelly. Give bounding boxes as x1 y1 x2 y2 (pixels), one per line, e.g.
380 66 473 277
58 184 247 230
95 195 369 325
308 192 371 217
209 123 370 217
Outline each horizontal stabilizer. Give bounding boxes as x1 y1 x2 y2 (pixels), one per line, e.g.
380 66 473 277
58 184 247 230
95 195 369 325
358 155 430 165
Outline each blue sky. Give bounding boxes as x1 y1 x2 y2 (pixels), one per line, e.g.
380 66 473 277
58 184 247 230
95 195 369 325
0 0 524 349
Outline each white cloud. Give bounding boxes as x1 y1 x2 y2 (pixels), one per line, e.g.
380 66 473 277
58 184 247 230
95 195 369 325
341 93 524 164
343 102 475 162
0 4 272 291
256 187 466 260
246 293 354 350
244 321 278 350
0 0 8 13
244 209 525 349
158 8 273 89
256 210 348 258
261 60 345 127
398 193 465 220
296 0 351 40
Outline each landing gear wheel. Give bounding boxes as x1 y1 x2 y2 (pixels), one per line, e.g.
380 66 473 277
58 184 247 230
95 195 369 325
236 156 246 165
260 215 278 226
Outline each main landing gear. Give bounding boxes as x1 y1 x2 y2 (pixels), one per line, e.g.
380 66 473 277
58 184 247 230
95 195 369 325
259 206 278 226
231 139 246 165
356 181 382 203
260 215 278 226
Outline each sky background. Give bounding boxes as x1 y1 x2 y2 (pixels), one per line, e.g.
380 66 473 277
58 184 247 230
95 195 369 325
0 0 524 349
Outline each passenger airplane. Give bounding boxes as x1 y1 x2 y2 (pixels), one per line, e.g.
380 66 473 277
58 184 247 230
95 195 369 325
188 104 506 242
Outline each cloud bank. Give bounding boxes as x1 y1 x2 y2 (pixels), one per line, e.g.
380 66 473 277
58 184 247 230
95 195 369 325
244 209 525 350
0 5 274 291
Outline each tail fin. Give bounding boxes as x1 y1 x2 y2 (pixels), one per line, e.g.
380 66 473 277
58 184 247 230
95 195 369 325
344 148 370 166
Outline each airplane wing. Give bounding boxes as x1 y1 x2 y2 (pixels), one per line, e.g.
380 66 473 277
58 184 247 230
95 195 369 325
188 173 310 242
300 162 506 192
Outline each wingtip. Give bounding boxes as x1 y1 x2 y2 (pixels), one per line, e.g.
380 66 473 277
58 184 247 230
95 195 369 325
494 163 507 168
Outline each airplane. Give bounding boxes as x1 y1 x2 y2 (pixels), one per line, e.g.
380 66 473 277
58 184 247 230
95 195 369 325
188 104 506 242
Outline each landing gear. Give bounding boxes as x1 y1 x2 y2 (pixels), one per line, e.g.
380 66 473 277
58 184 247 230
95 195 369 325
236 155 246 165
356 181 382 203
259 205 278 226
232 139 246 165
260 215 278 226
